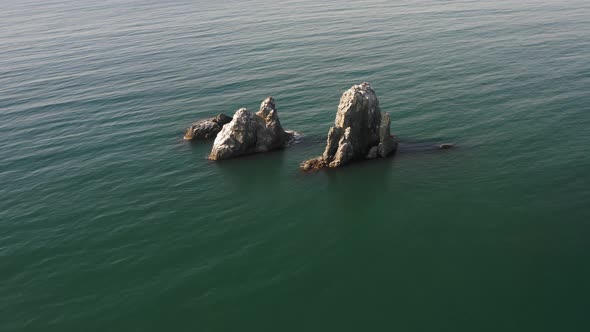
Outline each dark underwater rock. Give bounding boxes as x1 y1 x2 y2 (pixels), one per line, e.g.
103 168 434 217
438 143 455 149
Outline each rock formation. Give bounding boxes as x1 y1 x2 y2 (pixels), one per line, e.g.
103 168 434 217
183 114 232 140
209 97 293 160
301 82 397 171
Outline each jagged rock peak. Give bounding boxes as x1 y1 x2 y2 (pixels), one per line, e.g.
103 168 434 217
301 83 397 171
209 97 293 160
254 96 292 153
257 97 277 120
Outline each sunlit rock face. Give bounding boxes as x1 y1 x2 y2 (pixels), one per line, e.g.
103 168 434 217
209 97 293 160
301 83 396 171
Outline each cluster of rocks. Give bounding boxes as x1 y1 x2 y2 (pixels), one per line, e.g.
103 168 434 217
182 82 449 169
183 97 293 160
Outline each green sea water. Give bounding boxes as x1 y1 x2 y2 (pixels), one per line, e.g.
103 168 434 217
1 0 590 331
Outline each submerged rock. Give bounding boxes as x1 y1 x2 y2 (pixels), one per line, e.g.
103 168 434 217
438 143 455 149
209 97 293 160
301 82 397 170
183 114 232 140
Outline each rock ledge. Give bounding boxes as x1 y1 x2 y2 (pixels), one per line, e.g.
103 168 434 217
183 114 232 140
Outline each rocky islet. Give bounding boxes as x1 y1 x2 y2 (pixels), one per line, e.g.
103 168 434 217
208 97 293 160
301 82 397 170
183 83 417 168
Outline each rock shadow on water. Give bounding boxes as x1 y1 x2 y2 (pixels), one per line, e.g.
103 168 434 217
324 156 398 207
303 140 457 214
213 149 289 194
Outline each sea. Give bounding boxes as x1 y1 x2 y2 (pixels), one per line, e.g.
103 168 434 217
1 0 589 331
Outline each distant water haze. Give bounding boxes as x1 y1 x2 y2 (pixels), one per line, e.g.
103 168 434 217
1 0 589 331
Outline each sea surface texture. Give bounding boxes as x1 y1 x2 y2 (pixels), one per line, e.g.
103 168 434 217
1 0 589 331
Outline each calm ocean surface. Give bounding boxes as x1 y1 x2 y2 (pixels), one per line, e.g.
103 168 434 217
1 0 590 331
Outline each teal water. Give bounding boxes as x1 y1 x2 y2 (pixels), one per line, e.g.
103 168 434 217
1 0 590 331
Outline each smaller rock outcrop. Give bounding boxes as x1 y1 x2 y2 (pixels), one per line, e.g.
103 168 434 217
209 97 293 160
377 113 397 158
183 114 232 140
300 157 328 171
301 82 397 171
254 97 292 153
